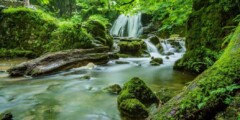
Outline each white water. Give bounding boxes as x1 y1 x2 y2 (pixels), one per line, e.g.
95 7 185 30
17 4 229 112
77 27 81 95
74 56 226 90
110 13 143 37
144 40 162 58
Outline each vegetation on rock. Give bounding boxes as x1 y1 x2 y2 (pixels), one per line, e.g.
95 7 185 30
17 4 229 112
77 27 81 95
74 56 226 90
118 77 159 118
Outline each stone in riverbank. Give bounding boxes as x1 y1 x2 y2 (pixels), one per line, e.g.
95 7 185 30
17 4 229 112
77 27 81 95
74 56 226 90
8 47 109 77
118 77 159 118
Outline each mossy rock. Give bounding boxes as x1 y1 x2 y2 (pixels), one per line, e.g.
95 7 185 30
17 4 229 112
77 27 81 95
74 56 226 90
119 99 149 119
174 0 240 73
156 43 164 53
149 36 160 45
118 77 159 118
103 84 121 94
118 77 159 105
150 58 163 66
118 41 147 57
83 17 113 48
115 61 129 64
0 111 13 120
0 7 58 57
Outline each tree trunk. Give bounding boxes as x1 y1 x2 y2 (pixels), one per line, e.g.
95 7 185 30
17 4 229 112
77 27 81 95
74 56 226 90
153 24 240 119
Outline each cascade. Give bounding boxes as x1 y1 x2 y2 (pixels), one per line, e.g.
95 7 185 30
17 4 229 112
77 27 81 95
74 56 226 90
144 40 161 58
110 13 143 37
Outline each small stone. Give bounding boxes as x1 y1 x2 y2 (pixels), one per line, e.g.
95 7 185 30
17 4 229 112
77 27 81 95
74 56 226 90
150 58 163 66
115 61 129 64
103 84 121 94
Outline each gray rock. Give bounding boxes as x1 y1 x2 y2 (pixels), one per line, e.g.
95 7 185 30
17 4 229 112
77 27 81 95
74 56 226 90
8 47 110 77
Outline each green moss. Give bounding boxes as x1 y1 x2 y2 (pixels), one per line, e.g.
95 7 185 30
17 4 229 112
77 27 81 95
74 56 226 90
118 41 147 57
118 77 159 118
0 48 36 58
150 58 163 66
0 7 58 57
0 7 105 58
49 22 94 52
119 99 149 118
82 15 113 48
174 0 240 73
118 77 159 106
154 24 240 120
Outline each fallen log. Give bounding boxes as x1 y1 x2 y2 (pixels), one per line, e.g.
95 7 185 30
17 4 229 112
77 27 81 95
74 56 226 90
8 46 109 77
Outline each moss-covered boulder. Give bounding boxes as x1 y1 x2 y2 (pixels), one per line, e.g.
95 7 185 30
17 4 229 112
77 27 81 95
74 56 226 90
118 77 159 118
119 99 149 118
150 57 163 66
118 40 147 57
174 0 240 73
82 15 113 48
0 7 57 57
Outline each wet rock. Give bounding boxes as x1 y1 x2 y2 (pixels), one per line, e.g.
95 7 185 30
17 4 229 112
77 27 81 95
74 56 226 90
118 77 159 118
8 47 109 77
156 43 164 53
118 41 146 56
108 53 119 60
84 63 96 69
164 52 174 56
149 36 159 45
166 56 170 59
150 58 163 66
115 61 129 64
103 84 121 94
0 111 13 120
119 99 149 118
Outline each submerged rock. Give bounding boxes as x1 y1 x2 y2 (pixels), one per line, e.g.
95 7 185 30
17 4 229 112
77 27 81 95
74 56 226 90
103 84 121 94
8 47 109 77
150 57 163 66
115 61 129 64
117 77 159 118
0 111 13 120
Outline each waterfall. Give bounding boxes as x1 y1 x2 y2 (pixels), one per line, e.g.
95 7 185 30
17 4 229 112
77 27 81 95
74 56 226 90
110 13 143 38
144 40 162 58
160 41 176 53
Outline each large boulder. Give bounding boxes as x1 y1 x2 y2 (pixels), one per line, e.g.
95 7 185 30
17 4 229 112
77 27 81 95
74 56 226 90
118 40 147 57
119 99 149 118
118 77 159 118
82 16 113 48
8 47 109 77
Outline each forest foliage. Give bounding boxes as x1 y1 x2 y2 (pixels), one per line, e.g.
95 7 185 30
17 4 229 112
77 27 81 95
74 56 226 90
0 0 193 57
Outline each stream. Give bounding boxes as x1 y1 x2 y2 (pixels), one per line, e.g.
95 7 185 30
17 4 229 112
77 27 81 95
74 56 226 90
0 14 197 120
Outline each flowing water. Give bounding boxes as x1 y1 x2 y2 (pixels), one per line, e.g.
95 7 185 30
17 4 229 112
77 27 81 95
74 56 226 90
0 41 196 120
110 13 143 37
0 14 197 120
